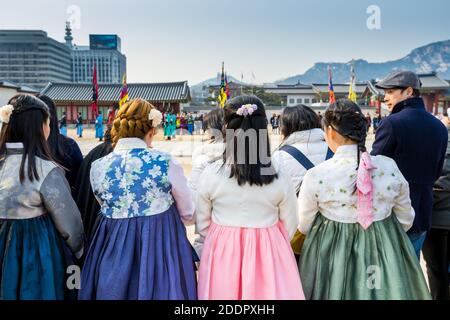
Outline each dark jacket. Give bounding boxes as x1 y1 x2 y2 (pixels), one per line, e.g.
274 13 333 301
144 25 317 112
61 136 83 195
431 126 450 230
74 141 113 241
371 97 448 234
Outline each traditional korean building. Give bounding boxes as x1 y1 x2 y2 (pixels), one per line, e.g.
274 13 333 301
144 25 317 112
41 81 191 123
0 80 39 105
362 72 450 115
264 82 367 107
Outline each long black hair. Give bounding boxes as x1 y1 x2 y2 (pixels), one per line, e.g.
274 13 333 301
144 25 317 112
0 94 55 183
280 104 321 138
204 108 224 142
223 95 277 186
322 99 367 169
37 94 66 165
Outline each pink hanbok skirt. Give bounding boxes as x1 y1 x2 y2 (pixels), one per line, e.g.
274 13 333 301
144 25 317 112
198 221 305 300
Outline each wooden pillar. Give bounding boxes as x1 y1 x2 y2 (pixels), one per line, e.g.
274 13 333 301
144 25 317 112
434 92 440 115
69 102 75 122
422 94 433 113
376 99 381 117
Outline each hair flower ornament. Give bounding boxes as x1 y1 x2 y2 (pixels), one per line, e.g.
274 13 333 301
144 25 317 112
149 108 163 127
0 105 14 124
236 104 258 117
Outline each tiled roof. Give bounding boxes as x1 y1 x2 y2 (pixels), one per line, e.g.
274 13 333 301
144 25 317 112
0 80 39 93
41 81 191 103
418 72 450 89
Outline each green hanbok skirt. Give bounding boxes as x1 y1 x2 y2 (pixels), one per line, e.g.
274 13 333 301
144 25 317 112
299 213 431 300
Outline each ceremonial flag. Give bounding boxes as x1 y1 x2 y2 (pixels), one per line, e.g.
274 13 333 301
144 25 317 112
91 63 99 117
328 66 336 104
348 60 357 102
218 62 227 108
225 72 230 99
119 73 129 107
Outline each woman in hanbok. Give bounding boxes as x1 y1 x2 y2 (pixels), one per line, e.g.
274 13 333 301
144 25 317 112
297 99 431 300
79 98 197 300
0 95 84 300
194 95 304 300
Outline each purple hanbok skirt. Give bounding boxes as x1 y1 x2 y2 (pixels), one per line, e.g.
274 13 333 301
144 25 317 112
78 205 197 300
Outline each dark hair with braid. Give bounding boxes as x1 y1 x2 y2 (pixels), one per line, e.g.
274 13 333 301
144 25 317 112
322 99 368 169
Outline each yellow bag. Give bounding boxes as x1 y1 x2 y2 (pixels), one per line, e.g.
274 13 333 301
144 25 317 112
290 230 306 256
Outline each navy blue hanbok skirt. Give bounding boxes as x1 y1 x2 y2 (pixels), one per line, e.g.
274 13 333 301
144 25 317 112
79 205 197 300
0 215 67 300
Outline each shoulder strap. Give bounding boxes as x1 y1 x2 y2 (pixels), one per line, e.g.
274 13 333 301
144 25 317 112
281 145 334 169
325 148 334 160
280 145 315 170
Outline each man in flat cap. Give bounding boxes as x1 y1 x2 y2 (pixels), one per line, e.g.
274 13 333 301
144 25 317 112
371 70 448 259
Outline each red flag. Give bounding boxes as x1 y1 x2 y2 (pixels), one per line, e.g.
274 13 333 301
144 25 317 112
91 63 99 117
328 66 336 104
225 73 230 99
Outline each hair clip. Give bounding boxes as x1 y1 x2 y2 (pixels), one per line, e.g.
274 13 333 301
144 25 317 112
149 109 163 127
236 104 258 117
0 105 14 124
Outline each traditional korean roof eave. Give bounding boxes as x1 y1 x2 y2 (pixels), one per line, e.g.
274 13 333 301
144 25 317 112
1 80 39 93
41 81 191 104
417 72 450 90
361 80 382 98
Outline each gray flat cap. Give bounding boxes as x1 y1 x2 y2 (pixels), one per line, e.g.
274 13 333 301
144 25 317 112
375 70 422 90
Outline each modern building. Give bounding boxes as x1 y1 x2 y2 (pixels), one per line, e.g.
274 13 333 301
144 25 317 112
68 28 127 84
0 80 39 105
0 26 127 90
41 81 191 123
0 30 72 89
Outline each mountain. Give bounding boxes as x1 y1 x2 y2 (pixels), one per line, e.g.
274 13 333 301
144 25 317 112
276 39 450 85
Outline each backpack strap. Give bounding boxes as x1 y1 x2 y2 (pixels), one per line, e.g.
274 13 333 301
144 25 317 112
325 147 334 160
280 145 315 170
281 145 334 169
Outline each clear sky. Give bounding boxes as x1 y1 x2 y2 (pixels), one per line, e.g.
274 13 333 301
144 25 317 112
1 0 449 85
